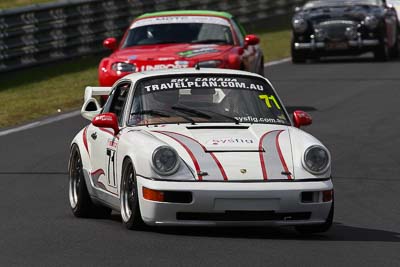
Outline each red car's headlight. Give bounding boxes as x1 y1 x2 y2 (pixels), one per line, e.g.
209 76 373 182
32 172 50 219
111 62 136 72
197 60 222 68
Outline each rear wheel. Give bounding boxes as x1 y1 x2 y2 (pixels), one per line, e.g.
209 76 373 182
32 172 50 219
120 160 144 229
295 201 334 234
68 145 111 218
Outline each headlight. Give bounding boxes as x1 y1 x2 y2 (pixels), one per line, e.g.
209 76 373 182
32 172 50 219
303 146 330 174
152 146 180 175
197 60 222 68
111 62 136 72
314 28 326 41
292 17 308 33
364 15 379 29
345 26 358 40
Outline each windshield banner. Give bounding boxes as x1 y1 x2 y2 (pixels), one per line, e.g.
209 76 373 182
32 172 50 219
131 16 230 29
141 76 269 93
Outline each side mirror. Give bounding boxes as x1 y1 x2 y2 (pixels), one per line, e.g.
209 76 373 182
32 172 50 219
92 113 120 135
293 110 312 128
81 98 101 121
245 34 260 46
103 37 118 50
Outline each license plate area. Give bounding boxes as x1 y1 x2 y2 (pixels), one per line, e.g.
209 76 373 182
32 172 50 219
214 198 280 211
326 42 349 50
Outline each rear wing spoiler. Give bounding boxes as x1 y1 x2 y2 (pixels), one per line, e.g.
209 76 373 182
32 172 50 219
81 86 112 121
84 86 112 102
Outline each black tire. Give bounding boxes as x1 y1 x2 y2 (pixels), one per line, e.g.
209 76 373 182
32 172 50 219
389 28 400 59
120 160 144 230
68 145 112 218
257 57 265 76
295 201 334 234
291 42 307 64
374 38 390 61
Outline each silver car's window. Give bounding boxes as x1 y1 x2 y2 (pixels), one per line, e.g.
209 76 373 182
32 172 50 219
128 75 289 126
304 0 381 9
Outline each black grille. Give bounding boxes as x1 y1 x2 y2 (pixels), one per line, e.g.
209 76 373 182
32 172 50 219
176 211 311 221
317 20 356 41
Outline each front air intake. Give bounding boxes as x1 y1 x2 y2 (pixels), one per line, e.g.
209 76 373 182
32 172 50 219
176 211 311 221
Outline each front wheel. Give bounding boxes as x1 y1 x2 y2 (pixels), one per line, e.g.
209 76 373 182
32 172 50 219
68 145 111 218
374 39 390 61
295 201 334 234
291 42 307 64
389 28 400 58
257 57 264 76
120 160 144 229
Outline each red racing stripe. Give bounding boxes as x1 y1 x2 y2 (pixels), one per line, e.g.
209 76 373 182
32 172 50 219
91 169 105 176
83 126 89 156
259 131 274 180
99 127 115 137
155 131 203 180
210 152 228 181
276 130 293 180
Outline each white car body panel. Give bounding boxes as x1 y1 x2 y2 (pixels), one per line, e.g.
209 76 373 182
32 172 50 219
71 68 333 226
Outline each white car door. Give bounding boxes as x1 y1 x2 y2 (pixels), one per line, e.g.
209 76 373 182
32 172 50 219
88 81 131 196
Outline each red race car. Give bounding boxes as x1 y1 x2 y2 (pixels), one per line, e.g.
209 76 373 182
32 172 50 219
98 10 264 87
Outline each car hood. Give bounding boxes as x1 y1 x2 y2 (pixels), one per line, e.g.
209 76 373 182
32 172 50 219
301 5 383 23
111 44 233 71
144 123 296 181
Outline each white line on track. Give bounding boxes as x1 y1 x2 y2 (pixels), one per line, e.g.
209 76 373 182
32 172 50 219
0 110 80 137
264 57 291 67
0 57 291 137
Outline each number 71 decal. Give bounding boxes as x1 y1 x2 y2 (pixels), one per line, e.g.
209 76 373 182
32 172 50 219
259 94 281 110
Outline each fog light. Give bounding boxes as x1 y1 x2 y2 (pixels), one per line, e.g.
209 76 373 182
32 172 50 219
143 187 164 202
323 190 333 202
345 27 358 40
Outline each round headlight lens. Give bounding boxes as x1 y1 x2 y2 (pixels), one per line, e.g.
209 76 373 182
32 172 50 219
364 15 379 29
152 146 180 175
292 17 308 33
303 146 330 174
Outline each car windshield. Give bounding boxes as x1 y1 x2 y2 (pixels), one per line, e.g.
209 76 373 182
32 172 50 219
304 0 381 9
122 16 234 47
128 74 290 126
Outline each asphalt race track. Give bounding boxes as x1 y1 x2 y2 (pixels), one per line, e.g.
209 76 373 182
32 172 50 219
1 58 400 266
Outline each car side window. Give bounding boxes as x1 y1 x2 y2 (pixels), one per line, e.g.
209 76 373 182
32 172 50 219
231 18 245 46
103 82 131 125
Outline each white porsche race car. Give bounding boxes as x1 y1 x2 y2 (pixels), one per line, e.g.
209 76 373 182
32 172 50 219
69 68 334 233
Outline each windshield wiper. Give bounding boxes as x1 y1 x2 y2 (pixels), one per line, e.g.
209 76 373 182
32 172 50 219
153 40 186 45
131 109 171 117
198 109 240 124
172 105 212 119
131 109 196 125
190 39 229 44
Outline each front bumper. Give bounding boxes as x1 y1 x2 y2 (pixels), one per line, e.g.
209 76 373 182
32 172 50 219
294 39 379 50
137 176 333 227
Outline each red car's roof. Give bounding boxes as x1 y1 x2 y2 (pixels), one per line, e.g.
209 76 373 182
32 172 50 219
136 10 233 20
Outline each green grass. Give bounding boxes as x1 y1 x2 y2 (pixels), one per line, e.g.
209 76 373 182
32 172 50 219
0 0 55 9
258 29 292 62
0 57 100 128
0 28 291 128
